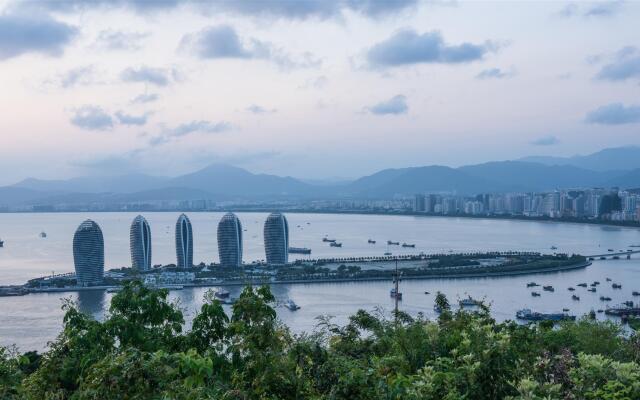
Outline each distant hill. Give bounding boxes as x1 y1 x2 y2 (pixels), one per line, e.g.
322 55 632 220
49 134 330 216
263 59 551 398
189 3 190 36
520 146 640 172
4 146 640 207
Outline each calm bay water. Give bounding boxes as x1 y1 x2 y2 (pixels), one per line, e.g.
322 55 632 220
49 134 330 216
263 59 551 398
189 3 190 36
1 212 640 351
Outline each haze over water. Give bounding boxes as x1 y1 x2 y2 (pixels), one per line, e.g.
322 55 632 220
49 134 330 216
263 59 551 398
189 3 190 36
1 212 640 351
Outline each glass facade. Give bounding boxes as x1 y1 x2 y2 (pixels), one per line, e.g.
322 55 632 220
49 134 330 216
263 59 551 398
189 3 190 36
175 213 193 268
73 219 104 286
130 215 152 271
217 212 243 268
263 212 289 265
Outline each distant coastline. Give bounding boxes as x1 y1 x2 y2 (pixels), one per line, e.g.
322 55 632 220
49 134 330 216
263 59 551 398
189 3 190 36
2 208 639 230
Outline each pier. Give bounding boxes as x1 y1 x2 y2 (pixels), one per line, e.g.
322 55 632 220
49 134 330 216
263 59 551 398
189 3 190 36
586 250 640 259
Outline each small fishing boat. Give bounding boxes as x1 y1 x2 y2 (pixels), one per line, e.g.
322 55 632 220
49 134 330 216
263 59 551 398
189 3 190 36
526 282 539 287
459 295 481 307
368 239 376 244
633 291 640 296
606 277 612 282
572 295 580 301
577 283 587 287
531 292 541 297
612 283 622 289
568 287 575 291
390 288 402 300
215 289 230 299
543 285 554 292
424 291 430 295
588 287 597 292
329 242 342 247
322 238 336 243
600 296 612 301
402 243 415 248
387 240 400 245
284 300 300 311
384 252 392 256
39 232 47 238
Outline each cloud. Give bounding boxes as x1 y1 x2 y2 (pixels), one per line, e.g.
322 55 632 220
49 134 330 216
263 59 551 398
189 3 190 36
115 111 149 126
120 66 172 86
559 1 622 18
131 93 159 104
366 29 495 68
246 104 276 114
476 67 515 80
366 95 408 115
595 46 640 82
0 13 78 60
70 106 114 131
180 25 321 69
150 120 232 146
34 0 418 19
48 65 97 88
530 135 559 146
94 30 149 51
585 103 640 125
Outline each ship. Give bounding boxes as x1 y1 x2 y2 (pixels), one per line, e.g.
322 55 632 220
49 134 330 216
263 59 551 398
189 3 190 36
329 242 342 247
526 282 539 287
322 238 336 243
459 295 481 306
542 285 554 292
284 300 300 311
288 247 312 255
368 239 376 244
402 243 416 248
387 240 400 245
516 309 575 322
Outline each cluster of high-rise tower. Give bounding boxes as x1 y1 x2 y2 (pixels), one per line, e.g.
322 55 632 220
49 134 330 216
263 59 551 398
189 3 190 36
72 212 290 286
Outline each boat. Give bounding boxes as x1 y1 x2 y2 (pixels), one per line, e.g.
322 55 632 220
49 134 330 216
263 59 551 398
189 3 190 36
390 288 402 300
623 301 634 307
516 309 575 322
106 287 122 293
551 246 558 250
608 249 614 252
543 285 554 292
633 291 640 296
368 239 376 244
459 295 481 307
402 243 415 248
568 287 575 291
526 282 539 287
588 288 597 292
605 306 640 317
531 292 541 297
288 247 312 254
613 256 620 260
434 304 443 313
284 300 300 311
606 277 612 281
600 256 606 260
424 291 430 295
215 289 230 299
329 242 342 247
590 283 597 287
387 241 400 245
322 238 336 243
39 232 47 238
572 295 580 301
577 283 587 287
384 252 392 256
593 281 600 285
600 296 612 301
612 283 622 289
0 239 3 248
562 308 570 312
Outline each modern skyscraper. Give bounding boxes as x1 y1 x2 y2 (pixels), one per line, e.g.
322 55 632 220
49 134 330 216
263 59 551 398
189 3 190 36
217 212 243 268
73 219 104 286
175 213 193 268
130 215 152 271
263 212 289 265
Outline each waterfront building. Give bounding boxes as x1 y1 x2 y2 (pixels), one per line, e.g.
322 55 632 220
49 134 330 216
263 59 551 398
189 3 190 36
217 212 243 268
130 215 152 271
73 219 104 286
413 194 426 212
175 213 193 268
264 212 289 265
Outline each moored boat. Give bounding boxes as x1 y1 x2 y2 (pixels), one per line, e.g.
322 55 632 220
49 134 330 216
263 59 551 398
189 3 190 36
284 299 300 311
516 309 575 322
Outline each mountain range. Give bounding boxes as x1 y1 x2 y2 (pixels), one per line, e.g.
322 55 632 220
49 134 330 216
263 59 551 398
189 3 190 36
2 147 640 207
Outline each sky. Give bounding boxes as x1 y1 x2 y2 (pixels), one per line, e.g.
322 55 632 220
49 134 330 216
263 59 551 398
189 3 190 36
0 0 639 185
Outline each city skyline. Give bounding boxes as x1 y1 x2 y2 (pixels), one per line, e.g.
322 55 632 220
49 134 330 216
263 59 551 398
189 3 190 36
1 1 640 184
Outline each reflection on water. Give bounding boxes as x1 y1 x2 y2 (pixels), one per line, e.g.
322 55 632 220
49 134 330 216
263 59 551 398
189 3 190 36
76 290 106 319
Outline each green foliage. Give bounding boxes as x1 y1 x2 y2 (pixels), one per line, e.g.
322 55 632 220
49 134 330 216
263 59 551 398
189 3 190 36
3 282 640 399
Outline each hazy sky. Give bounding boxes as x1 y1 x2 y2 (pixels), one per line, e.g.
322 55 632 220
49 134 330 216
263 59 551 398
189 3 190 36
1 0 639 184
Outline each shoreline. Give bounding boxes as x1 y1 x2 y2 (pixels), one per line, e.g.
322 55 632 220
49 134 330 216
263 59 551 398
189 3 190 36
23 261 591 295
2 209 639 230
